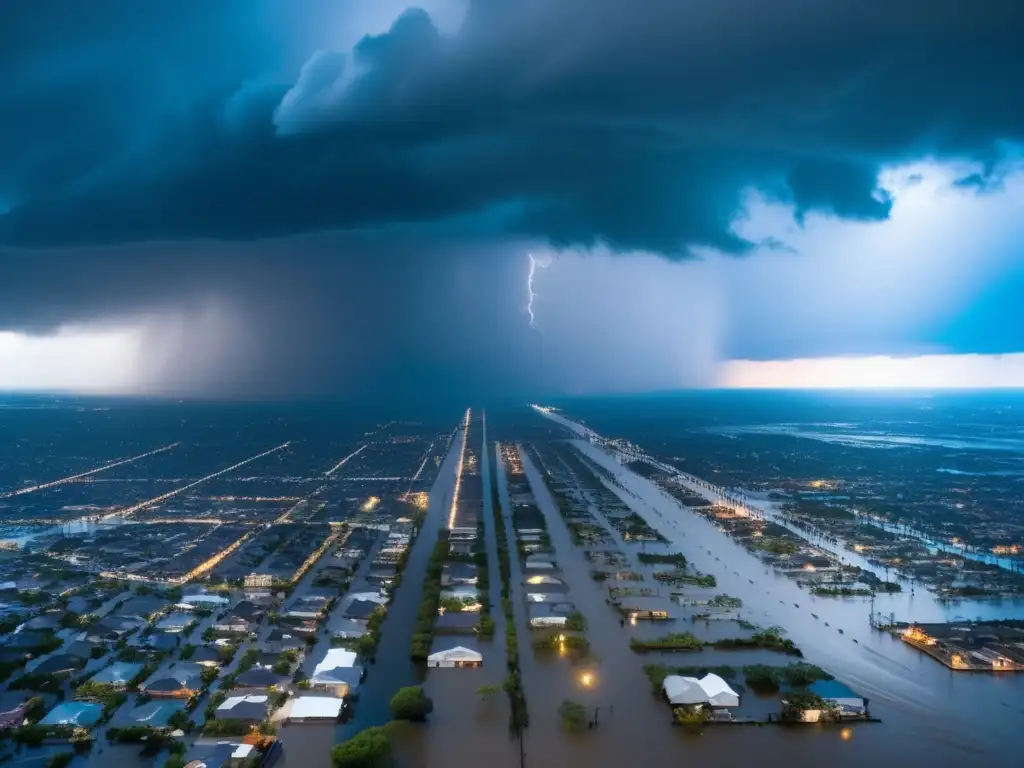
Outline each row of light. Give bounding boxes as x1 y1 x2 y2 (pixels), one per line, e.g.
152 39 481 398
447 409 472 529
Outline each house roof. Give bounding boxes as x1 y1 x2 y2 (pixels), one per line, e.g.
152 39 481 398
311 665 362 687
120 596 168 618
65 640 100 660
663 676 707 705
434 612 479 630
40 701 103 727
3 630 53 649
699 674 740 707
663 674 740 708
344 599 381 620
145 633 179 651
190 646 222 664
30 654 82 675
94 615 144 633
228 600 264 622
312 649 358 677
144 662 202 691
266 629 304 649
217 694 269 721
22 613 63 631
181 593 229 606
120 699 186 727
89 661 143 686
427 646 483 662
235 668 287 688
289 696 343 720
528 603 572 618
442 563 478 580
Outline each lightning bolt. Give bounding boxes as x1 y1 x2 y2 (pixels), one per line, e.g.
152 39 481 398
526 252 551 333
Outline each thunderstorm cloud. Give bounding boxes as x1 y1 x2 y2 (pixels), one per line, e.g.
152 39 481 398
1 0 1024 396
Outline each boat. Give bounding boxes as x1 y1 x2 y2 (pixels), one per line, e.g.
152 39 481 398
838 629 844 634
811 613 818 619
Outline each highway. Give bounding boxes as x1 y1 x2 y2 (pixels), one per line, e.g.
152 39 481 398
0 443 179 499
102 442 292 521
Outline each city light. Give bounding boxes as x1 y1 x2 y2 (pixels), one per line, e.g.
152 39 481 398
579 672 594 688
0 443 178 499
447 409 471 529
105 442 291 520
325 444 368 477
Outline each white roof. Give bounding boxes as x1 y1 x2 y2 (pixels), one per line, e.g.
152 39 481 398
220 695 268 710
182 594 229 605
348 592 387 605
427 646 483 662
290 696 344 719
699 674 740 707
662 674 740 708
663 676 707 705
441 587 478 598
312 648 358 677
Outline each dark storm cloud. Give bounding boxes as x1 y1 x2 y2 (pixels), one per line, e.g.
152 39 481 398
1 0 1022 255
0 235 541 398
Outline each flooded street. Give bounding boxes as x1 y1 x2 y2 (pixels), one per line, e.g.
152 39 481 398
562 435 1024 765
391 413 519 768
331 419 466 743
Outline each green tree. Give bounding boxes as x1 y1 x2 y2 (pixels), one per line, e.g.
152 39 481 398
200 666 219 686
389 686 434 722
332 726 391 768
557 699 588 731
476 684 500 699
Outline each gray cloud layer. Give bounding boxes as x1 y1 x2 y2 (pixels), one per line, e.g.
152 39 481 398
2 0 1022 254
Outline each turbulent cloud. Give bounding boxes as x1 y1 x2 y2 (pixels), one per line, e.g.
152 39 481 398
1 0 1022 254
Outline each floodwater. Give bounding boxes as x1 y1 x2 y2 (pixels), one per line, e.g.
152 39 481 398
390 413 520 768
328 416 466 745
553 435 1024 766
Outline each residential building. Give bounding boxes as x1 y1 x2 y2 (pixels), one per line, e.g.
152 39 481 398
310 648 362 697
216 694 269 723
288 696 343 723
427 646 483 668
140 662 203 699
89 662 143 690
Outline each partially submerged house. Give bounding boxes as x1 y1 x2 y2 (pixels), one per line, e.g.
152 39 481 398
427 646 483 668
663 673 740 714
616 597 675 621
40 701 104 727
309 648 362 698
434 612 479 635
289 696 343 723
441 563 478 587
88 661 143 689
140 662 203 699
216 694 270 723
528 602 573 628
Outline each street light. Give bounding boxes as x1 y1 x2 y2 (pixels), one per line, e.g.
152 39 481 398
579 671 594 688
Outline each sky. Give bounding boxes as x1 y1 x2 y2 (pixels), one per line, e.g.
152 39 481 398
1 0 1023 397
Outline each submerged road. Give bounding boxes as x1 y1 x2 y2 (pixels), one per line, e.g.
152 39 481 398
0 442 179 499
532 409 1024 765
337 412 468 738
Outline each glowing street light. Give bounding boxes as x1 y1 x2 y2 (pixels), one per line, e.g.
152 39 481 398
579 672 594 688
